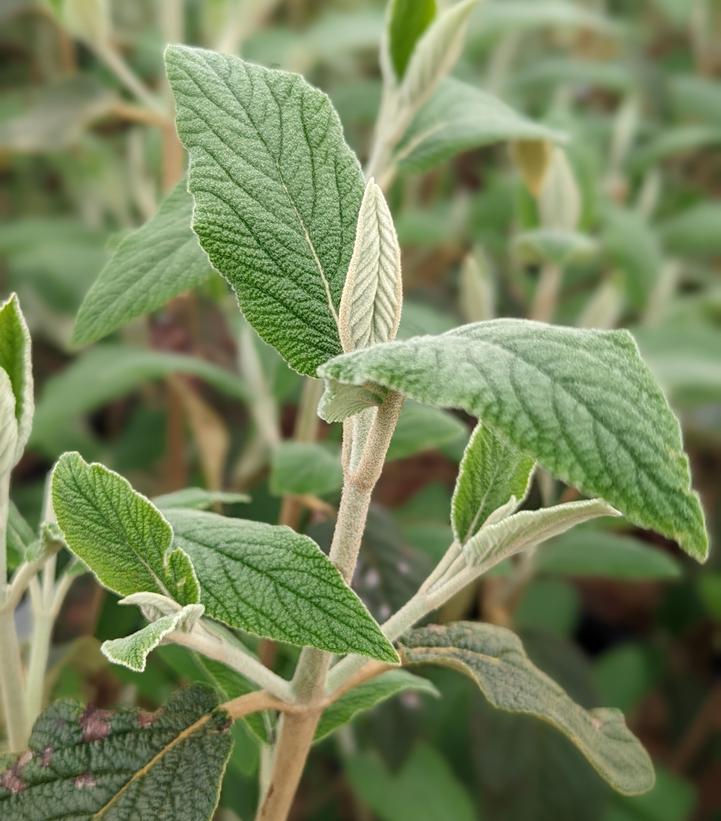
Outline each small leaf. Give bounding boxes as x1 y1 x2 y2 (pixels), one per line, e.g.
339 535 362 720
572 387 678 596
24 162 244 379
514 228 598 267
510 138 554 197
102 601 204 673
386 0 437 80
0 293 33 465
397 79 567 173
0 371 18 477
269 441 343 497
318 319 709 561
0 685 233 821
398 0 478 113
316 670 438 742
167 509 399 662
154 487 250 511
73 183 213 345
538 146 582 231
6 501 35 571
339 180 403 352
387 401 466 462
452 422 534 544
318 379 389 423
165 45 365 377
52 452 198 604
400 622 655 795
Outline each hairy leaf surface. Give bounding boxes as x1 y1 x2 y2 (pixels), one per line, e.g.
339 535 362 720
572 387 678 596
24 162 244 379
73 184 212 345
166 45 365 376
319 319 708 561
166 509 398 662
0 686 232 820
400 623 655 795
0 293 33 464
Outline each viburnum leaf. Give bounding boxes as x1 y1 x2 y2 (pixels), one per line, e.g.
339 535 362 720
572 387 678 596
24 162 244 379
0 685 232 821
400 622 655 795
0 293 33 466
166 509 399 663
73 182 213 345
51 452 199 604
386 0 437 80
318 319 708 561
165 45 365 377
452 422 535 544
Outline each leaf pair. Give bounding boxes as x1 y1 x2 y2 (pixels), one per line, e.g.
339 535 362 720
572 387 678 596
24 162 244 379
51 453 398 664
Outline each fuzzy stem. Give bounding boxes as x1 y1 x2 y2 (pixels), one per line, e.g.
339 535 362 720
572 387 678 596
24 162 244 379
0 609 28 751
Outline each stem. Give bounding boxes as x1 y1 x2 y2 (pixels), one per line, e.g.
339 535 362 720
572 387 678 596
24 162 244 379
25 610 53 724
256 392 403 820
94 42 166 116
0 472 9 587
0 610 28 751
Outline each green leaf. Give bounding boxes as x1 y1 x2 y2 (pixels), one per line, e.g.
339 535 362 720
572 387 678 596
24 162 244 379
166 509 399 662
31 345 248 456
452 422 534 544
536 528 682 580
338 179 403 352
269 441 343 497
154 487 250 511
0 293 33 465
0 685 232 821
52 452 199 604
316 669 438 742
73 183 213 345
400 622 655 795
514 227 598 267
0 370 18 477
660 203 721 257
6 501 36 571
165 45 365 377
318 319 709 562
396 78 566 172
102 599 205 673
386 0 437 80
387 401 466 462
347 744 476 821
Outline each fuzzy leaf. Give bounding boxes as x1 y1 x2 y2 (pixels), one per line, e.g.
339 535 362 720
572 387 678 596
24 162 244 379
269 441 343 497
52 452 199 604
165 45 365 377
387 0 437 80
318 319 708 561
452 422 534 544
0 685 232 820
166 509 399 662
339 180 402 352
73 183 212 345
316 670 438 742
154 487 250 511
102 601 204 673
400 622 655 795
0 293 33 465
397 78 567 172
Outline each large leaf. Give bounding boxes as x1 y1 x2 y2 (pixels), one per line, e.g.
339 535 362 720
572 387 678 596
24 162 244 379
52 452 199 605
386 0 437 80
318 319 708 561
165 45 365 377
166 509 398 663
400 623 655 795
396 78 566 172
73 183 213 345
0 293 33 465
452 421 534 544
0 686 232 821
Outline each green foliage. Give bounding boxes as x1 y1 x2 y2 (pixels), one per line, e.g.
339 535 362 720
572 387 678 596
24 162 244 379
388 401 467 462
386 0 436 80
400 623 655 795
269 442 343 497
0 293 33 467
0 685 233 821
154 488 250 511
73 183 212 345
319 319 708 561
165 45 365 377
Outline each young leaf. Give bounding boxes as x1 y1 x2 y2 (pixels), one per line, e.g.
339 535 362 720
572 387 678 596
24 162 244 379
73 183 213 345
396 79 567 173
400 622 655 795
510 138 554 197
166 509 399 663
318 319 709 561
0 293 33 465
6 501 36 571
317 670 438 742
452 422 535 544
398 0 478 113
387 401 466 462
52 452 199 604
0 685 233 821
165 45 365 377
464 498 620 569
386 0 437 80
538 146 582 231
269 441 343 497
102 600 204 673
0 370 18 477
154 487 250 511
339 179 403 352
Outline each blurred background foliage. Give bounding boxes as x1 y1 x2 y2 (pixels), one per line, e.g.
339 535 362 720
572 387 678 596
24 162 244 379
1 0 720 818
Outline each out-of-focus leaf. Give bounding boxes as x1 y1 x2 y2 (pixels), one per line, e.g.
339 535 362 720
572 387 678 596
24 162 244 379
631 125 721 169
515 579 581 637
473 1 619 38
661 203 721 257
388 401 466 462
603 767 696 821
515 228 598 267
593 643 660 713
697 574 721 621
6 501 35 571
670 74 721 127
154 488 250 511
386 0 437 80
269 442 343 497
0 293 33 465
603 207 662 312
